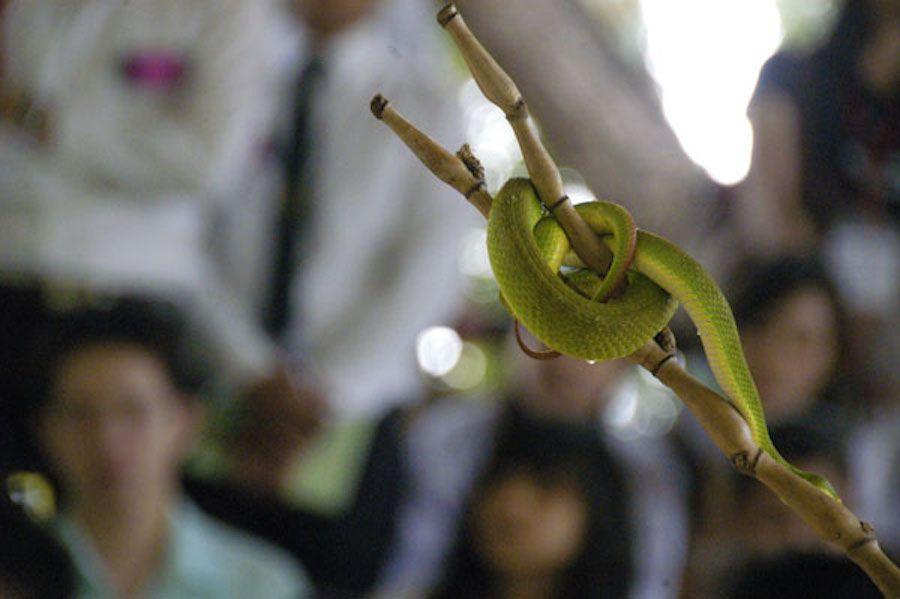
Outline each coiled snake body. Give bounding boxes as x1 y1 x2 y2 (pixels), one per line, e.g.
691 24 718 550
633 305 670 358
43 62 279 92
488 178 838 500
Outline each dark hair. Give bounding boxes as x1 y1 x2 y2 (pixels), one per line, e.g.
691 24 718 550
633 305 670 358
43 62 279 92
811 0 876 84
729 255 842 331
24 295 210 423
772 419 848 475
432 403 633 598
752 0 894 230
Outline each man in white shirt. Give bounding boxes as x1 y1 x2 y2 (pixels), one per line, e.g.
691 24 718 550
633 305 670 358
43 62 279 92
218 0 477 415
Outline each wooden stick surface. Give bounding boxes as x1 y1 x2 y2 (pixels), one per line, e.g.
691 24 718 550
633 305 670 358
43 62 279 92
371 94 492 218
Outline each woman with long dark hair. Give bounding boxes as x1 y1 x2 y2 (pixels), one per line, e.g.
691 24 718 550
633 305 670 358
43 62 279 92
430 406 633 598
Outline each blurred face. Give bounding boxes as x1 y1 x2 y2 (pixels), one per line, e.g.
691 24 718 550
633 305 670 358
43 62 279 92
38 344 196 511
473 469 588 580
742 287 839 421
514 329 627 418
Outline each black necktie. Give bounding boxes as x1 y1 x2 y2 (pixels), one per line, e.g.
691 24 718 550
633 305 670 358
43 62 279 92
264 58 324 339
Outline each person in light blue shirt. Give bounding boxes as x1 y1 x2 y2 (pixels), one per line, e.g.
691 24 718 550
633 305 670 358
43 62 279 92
54 499 305 598
24 296 311 598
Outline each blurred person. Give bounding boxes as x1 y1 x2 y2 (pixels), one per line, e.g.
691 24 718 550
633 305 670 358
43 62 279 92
673 255 853 596
680 255 851 434
177 0 474 590
739 6 900 556
728 255 851 423
377 325 692 599
738 0 899 406
215 0 476 417
738 0 899 253
182 1 478 587
23 297 311 598
184 404 408 596
681 420 856 597
429 419 632 599
0 0 297 474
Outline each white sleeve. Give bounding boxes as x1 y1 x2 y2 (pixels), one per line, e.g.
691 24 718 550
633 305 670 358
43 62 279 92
2 1 61 95
51 0 280 197
311 99 480 412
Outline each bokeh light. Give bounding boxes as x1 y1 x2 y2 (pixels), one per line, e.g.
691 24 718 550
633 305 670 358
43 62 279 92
440 341 489 391
459 79 524 193
415 326 464 377
639 0 783 185
603 366 683 441
457 227 493 280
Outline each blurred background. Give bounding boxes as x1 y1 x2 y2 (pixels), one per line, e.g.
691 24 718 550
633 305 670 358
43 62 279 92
1 0 896 597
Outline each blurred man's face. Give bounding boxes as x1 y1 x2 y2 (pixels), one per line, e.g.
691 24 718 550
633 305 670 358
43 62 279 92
38 344 194 511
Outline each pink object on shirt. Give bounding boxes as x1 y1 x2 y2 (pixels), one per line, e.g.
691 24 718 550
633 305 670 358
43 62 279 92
121 51 187 90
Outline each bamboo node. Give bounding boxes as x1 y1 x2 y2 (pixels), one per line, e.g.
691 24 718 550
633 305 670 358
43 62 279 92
731 448 763 476
465 182 486 200
549 194 570 211
654 327 678 354
849 536 877 554
650 353 676 377
370 94 389 119
505 97 528 121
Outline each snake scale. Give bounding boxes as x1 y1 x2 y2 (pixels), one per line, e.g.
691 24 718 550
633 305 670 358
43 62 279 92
488 178 838 501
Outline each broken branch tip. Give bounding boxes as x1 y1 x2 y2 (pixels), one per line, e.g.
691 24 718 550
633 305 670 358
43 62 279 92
370 94 389 119
437 4 459 28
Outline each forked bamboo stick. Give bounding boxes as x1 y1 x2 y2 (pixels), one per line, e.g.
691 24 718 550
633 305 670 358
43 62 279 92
437 3 614 277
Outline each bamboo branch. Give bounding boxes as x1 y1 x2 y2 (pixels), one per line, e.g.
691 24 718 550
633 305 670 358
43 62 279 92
370 94 491 219
437 3 614 277
370 4 900 596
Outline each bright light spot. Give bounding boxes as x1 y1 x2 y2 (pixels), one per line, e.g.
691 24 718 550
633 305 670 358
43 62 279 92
561 167 599 205
604 368 682 440
637 360 670 390
458 226 500 304
639 0 783 184
823 221 900 314
416 326 464 377
606 378 640 430
458 227 493 279
459 79 523 193
565 182 598 206
441 342 489 390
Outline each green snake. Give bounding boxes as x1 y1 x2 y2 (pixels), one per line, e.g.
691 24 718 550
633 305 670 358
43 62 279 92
488 178 839 501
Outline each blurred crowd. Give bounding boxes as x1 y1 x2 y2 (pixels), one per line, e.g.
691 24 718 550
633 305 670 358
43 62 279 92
0 0 897 598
